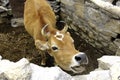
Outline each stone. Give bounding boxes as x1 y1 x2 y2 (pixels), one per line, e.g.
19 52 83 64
98 56 120 70
61 0 75 6
0 55 2 60
0 58 31 80
0 59 14 72
72 69 112 80
110 62 120 80
30 63 72 80
0 56 72 80
90 0 120 18
74 0 84 18
61 0 120 55
11 18 24 27
102 0 114 3
0 0 9 7
114 39 120 47
1 55 120 80
116 1 120 6
0 71 6 80
85 7 109 29
73 75 88 80
104 19 120 33
88 70 111 80
116 46 120 56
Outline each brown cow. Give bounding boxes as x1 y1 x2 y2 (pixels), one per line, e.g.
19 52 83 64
24 0 88 73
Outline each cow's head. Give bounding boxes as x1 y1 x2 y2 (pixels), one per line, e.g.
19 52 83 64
41 24 88 73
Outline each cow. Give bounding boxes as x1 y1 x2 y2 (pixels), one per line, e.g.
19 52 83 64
24 0 88 73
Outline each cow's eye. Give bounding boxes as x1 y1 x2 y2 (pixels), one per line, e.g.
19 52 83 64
52 46 58 51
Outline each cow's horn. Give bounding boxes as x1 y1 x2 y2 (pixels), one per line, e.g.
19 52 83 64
61 24 69 33
41 24 49 36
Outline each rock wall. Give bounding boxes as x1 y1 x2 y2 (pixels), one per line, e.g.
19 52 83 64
0 0 59 27
0 55 120 80
1 0 120 55
9 0 25 18
61 0 120 55
0 0 12 24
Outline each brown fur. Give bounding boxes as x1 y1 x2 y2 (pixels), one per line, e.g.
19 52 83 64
24 0 56 41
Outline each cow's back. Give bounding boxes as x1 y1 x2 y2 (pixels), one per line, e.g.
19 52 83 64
24 0 56 40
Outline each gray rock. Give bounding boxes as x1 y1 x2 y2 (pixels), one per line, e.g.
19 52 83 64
61 0 75 6
0 55 120 80
116 1 120 6
73 75 88 80
98 56 120 70
114 39 120 48
0 58 31 80
0 71 6 80
11 18 24 27
0 55 72 80
0 55 2 60
116 46 120 56
73 70 111 80
61 0 120 55
30 63 72 80
88 70 111 80
0 0 9 7
102 0 114 3
110 62 120 80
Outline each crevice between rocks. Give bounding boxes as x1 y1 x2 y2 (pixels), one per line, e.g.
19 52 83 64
112 0 119 5
111 33 120 42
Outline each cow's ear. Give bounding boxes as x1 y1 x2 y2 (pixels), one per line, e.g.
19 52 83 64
41 24 50 37
61 24 68 33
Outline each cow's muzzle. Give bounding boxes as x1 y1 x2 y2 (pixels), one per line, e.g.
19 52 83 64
70 52 88 73
74 52 88 64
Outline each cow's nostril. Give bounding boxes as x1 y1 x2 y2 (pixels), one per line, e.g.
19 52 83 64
75 56 82 61
74 52 88 64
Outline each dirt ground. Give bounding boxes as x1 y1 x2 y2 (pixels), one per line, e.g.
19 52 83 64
0 23 44 65
0 23 103 74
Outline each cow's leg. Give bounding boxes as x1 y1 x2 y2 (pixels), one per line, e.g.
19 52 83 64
39 50 47 66
35 40 48 65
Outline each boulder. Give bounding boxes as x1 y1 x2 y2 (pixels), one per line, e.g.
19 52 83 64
97 56 120 70
73 75 88 80
30 63 72 80
11 18 24 27
88 70 111 80
0 58 31 80
61 0 120 55
0 56 72 80
0 55 120 80
116 47 120 56
110 62 120 80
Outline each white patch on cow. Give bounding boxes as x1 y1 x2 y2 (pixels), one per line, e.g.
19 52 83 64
54 32 64 41
70 52 86 67
40 42 49 50
70 52 88 67
71 37 74 43
69 52 86 73
70 55 80 68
